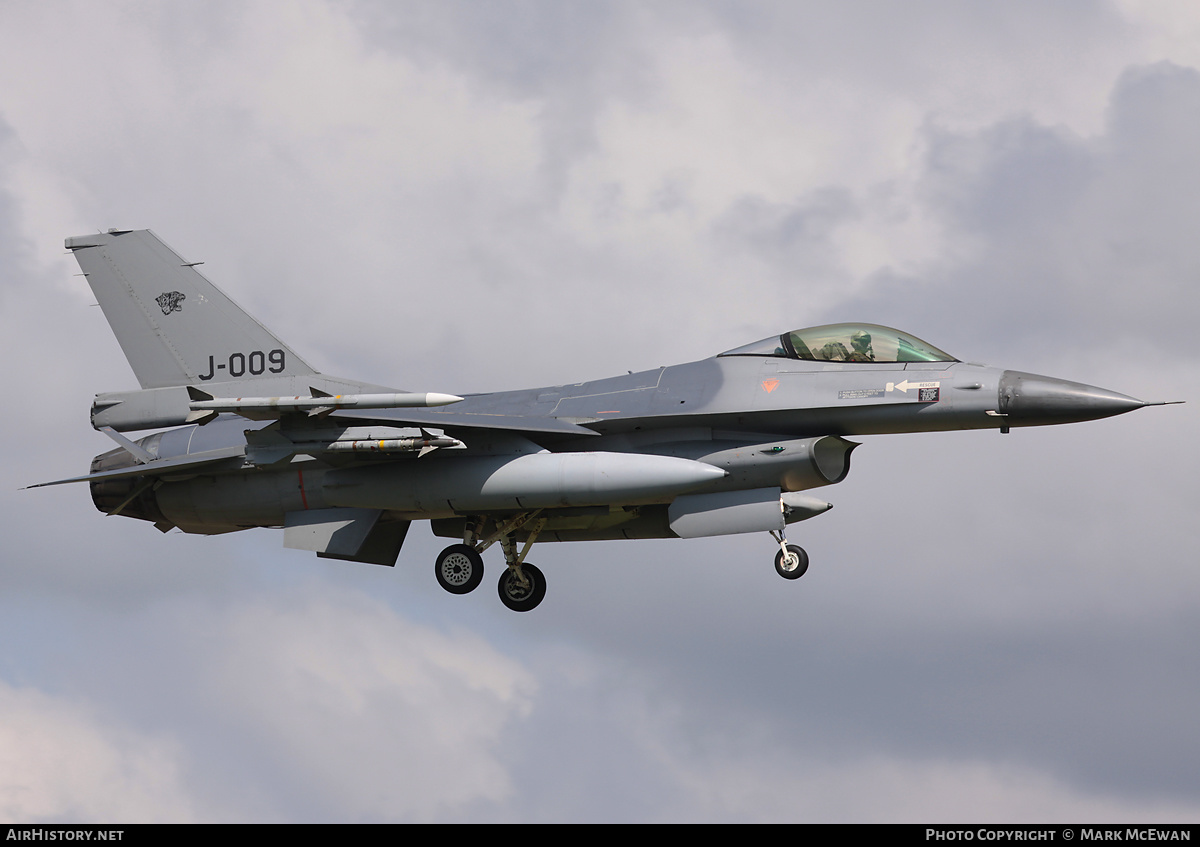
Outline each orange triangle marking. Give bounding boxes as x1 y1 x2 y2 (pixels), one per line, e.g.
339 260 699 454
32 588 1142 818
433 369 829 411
761 378 780 393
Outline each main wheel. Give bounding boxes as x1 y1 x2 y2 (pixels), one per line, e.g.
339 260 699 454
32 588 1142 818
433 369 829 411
774 544 809 580
497 562 547 612
435 544 485 594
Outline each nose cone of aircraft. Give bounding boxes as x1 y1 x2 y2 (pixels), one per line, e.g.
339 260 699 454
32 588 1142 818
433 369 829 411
999 370 1146 426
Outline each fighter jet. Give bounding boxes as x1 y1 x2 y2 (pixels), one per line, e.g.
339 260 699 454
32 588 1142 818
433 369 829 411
30 229 1176 611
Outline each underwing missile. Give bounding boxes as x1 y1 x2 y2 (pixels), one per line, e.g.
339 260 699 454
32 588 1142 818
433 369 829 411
314 436 465 453
244 425 465 464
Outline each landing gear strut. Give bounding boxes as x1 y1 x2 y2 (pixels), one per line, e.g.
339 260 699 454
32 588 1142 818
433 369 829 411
496 521 547 612
433 512 549 611
769 530 809 580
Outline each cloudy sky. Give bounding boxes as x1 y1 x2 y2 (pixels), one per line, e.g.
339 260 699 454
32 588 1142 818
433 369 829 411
1 0 1197 823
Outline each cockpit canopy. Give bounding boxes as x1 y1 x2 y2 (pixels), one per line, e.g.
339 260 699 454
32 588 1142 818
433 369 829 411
719 323 958 363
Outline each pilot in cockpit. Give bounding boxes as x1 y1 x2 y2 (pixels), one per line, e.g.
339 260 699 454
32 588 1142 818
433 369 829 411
848 329 875 362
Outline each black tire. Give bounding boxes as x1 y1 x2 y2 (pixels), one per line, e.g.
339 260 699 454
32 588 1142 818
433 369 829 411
497 562 547 612
435 544 484 594
774 544 809 580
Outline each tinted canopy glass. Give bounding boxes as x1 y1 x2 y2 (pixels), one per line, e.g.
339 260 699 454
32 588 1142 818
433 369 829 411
720 323 957 363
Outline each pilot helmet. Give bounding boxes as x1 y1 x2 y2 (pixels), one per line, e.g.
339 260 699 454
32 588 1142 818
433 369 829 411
850 330 872 351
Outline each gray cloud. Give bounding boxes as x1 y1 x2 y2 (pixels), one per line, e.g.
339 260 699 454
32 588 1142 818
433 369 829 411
841 63 1200 363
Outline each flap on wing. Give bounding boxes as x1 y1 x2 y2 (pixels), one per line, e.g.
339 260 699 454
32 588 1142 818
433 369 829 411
25 446 245 489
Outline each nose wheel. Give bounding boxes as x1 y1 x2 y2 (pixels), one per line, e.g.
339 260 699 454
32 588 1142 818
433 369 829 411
774 544 809 579
769 530 809 580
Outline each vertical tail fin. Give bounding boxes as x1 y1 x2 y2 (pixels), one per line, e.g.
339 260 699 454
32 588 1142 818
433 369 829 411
66 229 317 389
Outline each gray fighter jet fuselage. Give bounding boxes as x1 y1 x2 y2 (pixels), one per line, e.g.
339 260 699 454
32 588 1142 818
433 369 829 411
33 230 1172 612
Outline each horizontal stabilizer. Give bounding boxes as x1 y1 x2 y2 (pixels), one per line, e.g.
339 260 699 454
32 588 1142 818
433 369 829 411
26 446 245 489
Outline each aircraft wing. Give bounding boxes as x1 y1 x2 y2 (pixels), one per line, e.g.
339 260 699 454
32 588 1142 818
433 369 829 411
25 446 246 489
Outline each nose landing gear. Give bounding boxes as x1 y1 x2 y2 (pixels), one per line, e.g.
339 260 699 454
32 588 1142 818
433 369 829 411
769 530 809 580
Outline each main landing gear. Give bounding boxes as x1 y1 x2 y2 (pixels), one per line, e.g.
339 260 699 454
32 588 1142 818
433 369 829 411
769 529 809 580
434 545 484 594
497 561 546 613
434 512 549 612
